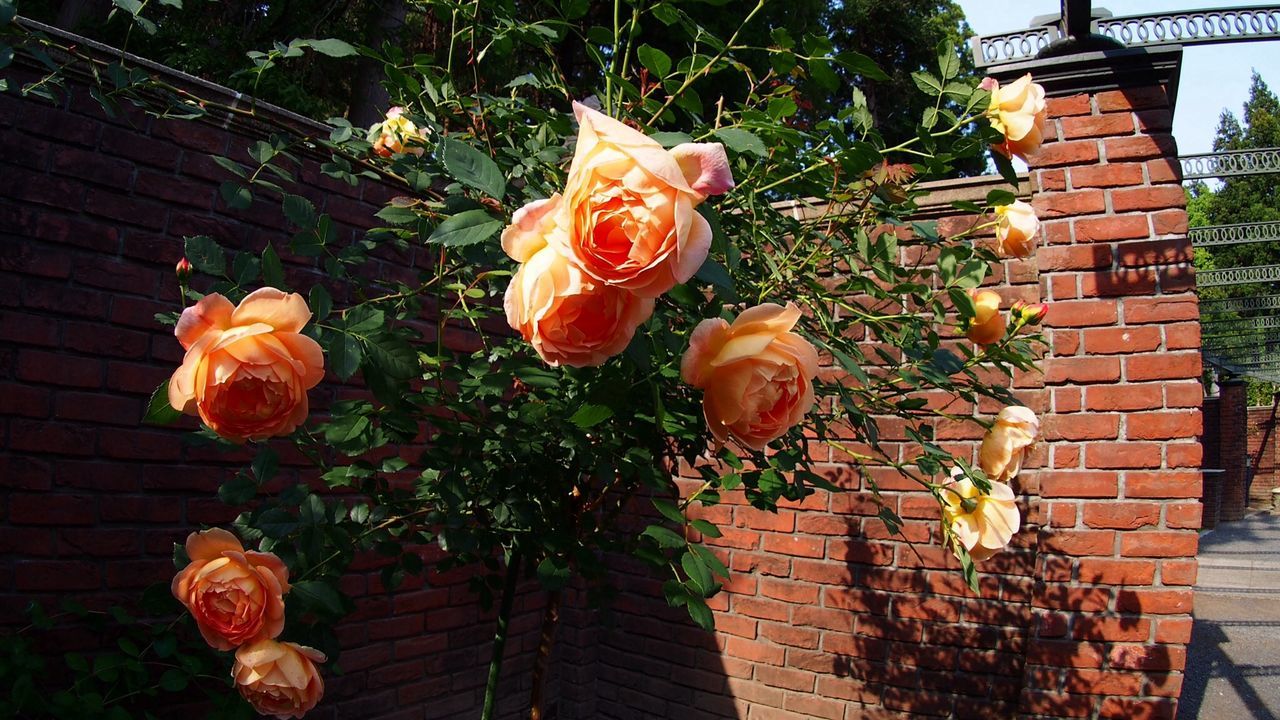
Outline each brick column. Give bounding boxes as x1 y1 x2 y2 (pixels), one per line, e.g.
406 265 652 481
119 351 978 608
1218 379 1248 521
993 46 1203 719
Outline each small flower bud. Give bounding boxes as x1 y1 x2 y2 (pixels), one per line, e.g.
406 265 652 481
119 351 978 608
1011 300 1048 325
175 257 193 283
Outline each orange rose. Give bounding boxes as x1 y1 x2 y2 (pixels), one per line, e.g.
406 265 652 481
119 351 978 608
368 106 428 158
941 467 1020 562
168 288 324 442
232 639 325 719
983 74 1048 160
504 244 655 367
966 289 1005 346
680 302 819 450
171 528 289 651
978 406 1039 482
503 101 733 299
994 200 1038 257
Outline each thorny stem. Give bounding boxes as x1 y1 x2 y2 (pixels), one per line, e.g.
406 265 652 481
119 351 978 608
480 550 522 720
527 590 561 720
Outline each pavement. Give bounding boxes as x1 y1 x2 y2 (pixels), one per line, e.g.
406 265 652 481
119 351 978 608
1178 512 1280 720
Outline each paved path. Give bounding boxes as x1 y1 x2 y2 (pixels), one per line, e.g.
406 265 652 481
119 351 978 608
1179 512 1280 720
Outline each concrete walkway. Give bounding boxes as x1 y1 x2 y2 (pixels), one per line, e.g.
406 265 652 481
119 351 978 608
1179 512 1280 719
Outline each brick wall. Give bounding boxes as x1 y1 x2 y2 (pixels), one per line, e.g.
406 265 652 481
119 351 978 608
1246 401 1279 508
0 54 553 719
1 35 1205 720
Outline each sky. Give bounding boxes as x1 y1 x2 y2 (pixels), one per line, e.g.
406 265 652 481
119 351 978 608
956 1 1280 155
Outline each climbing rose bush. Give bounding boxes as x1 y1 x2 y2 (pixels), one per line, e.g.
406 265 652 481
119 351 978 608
7 3 1056 717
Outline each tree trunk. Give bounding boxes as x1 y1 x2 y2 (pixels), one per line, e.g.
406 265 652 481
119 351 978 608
346 0 408 126
528 590 561 720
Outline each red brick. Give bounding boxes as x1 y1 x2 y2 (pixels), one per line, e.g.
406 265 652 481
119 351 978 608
1120 532 1198 558
761 533 824 558
1096 87 1169 112
1124 297 1198 324
1108 644 1185 671
1027 640 1105 668
1085 443 1161 469
1061 114 1134 139
1074 215 1150 242
1080 267 1157 297
1146 158 1182 183
1083 502 1161 530
1038 168 1067 192
1161 560 1197 586
1117 239 1192 268
754 665 815 692
1077 559 1156 585
1116 589 1193 615
1081 326 1161 355
1124 472 1201 499
1045 357 1121 384
1126 353 1200 382
1030 140 1101 168
1126 412 1200 440
1111 186 1186 212
1033 190 1106 218
1086 384 1163 411
1040 530 1115 556
1044 299 1118 328
1046 95 1092 118
1165 502 1202 529
1039 244 1113 271
1099 697 1175 720
1152 210 1188 236
17 349 103 388
1070 162 1144 188
1065 669 1144 695
1074 617 1151 642
10 493 96 525
1044 415 1119 441
1105 135 1177 161
1041 472 1119 498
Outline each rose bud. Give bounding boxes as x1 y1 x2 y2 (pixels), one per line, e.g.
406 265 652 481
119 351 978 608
1011 300 1048 325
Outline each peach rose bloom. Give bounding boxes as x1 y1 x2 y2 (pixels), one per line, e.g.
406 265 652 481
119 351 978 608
168 288 324 442
502 101 734 299
941 467 1020 561
368 106 428 158
232 639 325 719
979 406 1040 482
966 289 1005 346
681 302 819 450
994 200 1038 257
504 243 655 367
171 528 289 651
983 74 1048 160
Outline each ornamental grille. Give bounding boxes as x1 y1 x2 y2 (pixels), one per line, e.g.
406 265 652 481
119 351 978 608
1190 221 1280 247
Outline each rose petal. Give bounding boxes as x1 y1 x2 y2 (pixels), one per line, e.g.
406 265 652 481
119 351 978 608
230 288 312 333
670 142 735 198
175 294 235 350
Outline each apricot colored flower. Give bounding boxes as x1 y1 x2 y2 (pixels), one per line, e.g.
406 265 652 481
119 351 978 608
681 302 819 450
941 467 1020 562
168 288 324 442
1012 300 1048 325
503 101 734 299
368 107 428 158
966 289 1005 346
994 200 1038 257
232 639 325 719
171 528 289 651
983 74 1048 160
979 406 1040 482
504 244 655 367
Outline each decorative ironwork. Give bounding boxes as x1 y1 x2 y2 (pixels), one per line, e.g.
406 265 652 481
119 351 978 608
972 5 1280 67
1201 314 1280 330
1190 221 1280 247
1198 264 1280 287
1203 332 1280 351
1180 148 1280 179
1200 293 1280 314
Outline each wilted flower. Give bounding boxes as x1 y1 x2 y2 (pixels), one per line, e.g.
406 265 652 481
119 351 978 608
979 406 1040 482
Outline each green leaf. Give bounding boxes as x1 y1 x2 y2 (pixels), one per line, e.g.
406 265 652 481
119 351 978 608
438 137 506 199
327 333 363 380
309 285 332 321
220 181 252 210
652 499 685 525
714 127 767 157
282 194 315 227
642 524 686 549
650 131 693 148
637 44 672 77
324 414 371 445
112 0 142 14
374 205 419 225
217 474 258 505
428 209 502 247
690 519 722 539
949 287 976 317
301 38 359 58
911 71 943 96
252 446 279 482
681 551 713 595
261 243 285 289
695 258 736 301
183 235 226 276
142 381 182 426
685 596 714 630
291 580 345 615
157 0 182 7
690 544 728 576
570 403 614 428
837 50 888 81
936 40 959 80
159 669 188 692
536 557 571 590
991 149 1020 186
986 188 1017 207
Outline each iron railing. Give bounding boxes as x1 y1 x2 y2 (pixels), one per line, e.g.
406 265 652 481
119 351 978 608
971 5 1280 68
1201 293 1280 314
1180 148 1280 179
1198 264 1280 287
1190 221 1280 247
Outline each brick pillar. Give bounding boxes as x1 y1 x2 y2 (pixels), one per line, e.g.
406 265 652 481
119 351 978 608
1218 379 1247 521
993 45 1203 719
